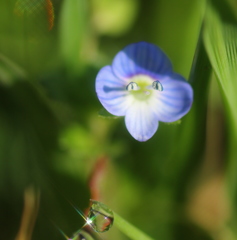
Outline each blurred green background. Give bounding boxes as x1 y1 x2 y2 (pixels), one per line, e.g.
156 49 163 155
1 0 237 240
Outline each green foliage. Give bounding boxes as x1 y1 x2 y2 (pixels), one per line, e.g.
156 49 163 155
59 0 88 73
2 0 237 240
90 0 139 36
203 2 237 201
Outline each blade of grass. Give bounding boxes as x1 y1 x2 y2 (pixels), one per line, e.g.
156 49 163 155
113 212 155 240
59 0 87 74
203 2 237 202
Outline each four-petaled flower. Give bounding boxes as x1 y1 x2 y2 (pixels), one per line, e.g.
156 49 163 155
95 42 193 141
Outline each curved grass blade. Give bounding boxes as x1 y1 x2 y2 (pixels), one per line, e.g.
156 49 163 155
203 2 237 204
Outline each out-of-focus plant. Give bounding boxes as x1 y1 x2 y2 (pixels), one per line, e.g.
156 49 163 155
3 0 237 240
203 1 237 237
90 0 139 36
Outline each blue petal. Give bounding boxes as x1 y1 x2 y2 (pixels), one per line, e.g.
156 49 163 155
153 74 193 122
112 42 173 80
125 101 159 142
96 66 132 116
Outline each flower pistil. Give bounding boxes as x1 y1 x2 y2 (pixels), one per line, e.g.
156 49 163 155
126 75 163 101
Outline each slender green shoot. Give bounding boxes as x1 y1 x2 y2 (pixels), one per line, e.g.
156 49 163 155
113 212 155 240
203 2 237 200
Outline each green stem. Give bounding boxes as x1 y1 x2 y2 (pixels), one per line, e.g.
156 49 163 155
113 212 155 240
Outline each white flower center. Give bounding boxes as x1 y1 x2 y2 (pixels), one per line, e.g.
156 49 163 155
126 75 163 101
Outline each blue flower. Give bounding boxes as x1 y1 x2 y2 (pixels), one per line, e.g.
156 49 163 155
96 42 193 142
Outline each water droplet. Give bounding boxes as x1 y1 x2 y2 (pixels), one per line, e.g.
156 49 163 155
87 200 114 233
126 82 139 91
70 229 95 240
152 81 163 91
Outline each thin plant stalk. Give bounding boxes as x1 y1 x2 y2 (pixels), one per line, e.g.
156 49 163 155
113 212 155 240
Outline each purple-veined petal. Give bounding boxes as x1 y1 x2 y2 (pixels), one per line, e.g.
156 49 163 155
125 101 159 141
153 75 193 122
96 66 133 116
112 42 173 80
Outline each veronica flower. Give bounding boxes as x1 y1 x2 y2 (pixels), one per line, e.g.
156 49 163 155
95 42 193 141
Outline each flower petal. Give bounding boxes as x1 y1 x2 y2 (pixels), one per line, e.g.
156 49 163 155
153 74 193 122
125 101 159 141
112 41 173 80
96 66 133 116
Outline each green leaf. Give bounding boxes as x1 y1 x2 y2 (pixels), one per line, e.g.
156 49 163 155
165 29 212 185
59 0 88 73
203 3 237 202
113 212 155 240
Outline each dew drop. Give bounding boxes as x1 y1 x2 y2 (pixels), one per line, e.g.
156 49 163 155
152 81 163 91
87 200 114 233
71 229 95 240
126 82 139 91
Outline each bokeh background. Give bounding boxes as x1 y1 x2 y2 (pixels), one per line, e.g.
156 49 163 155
1 0 237 239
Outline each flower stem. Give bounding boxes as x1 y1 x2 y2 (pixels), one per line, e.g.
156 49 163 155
113 212 155 240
